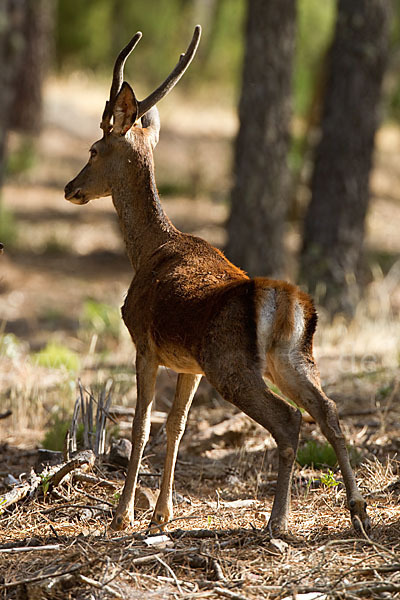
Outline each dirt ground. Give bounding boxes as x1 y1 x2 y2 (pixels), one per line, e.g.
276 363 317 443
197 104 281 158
0 76 400 599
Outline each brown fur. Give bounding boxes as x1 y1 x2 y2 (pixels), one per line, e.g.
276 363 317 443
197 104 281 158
64 38 370 536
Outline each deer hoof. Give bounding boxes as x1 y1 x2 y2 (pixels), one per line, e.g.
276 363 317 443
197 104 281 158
266 516 289 538
151 504 172 530
110 509 134 531
349 498 371 534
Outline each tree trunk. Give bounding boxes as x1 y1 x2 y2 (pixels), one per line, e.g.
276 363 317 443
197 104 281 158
0 0 25 189
300 0 391 317
9 0 53 133
225 0 296 278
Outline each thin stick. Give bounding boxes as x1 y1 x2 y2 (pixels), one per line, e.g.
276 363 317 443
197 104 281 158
214 587 248 600
156 555 184 595
0 558 100 589
78 574 123 599
0 544 61 554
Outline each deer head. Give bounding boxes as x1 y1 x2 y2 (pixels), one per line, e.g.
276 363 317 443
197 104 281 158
64 26 201 205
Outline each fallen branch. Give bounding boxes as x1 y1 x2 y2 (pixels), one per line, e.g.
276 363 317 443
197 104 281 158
41 503 111 515
50 449 96 487
0 544 61 554
0 470 42 510
0 450 96 512
78 574 123 599
73 471 118 487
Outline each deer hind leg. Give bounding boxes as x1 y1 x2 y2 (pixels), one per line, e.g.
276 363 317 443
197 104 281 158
152 373 202 529
268 348 370 533
111 351 158 531
206 369 302 536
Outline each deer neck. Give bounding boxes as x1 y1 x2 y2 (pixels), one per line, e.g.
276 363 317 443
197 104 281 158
111 158 175 272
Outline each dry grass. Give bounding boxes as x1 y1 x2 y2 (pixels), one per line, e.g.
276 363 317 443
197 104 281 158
0 450 399 599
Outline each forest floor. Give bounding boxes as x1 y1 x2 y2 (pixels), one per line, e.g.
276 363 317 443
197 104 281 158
0 76 399 599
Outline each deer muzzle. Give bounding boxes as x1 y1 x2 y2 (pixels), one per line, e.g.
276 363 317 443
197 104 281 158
64 180 90 205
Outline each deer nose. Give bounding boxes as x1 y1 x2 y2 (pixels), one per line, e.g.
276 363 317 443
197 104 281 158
64 181 79 200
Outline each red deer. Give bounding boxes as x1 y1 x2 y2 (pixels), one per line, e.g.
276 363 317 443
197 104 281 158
64 26 370 536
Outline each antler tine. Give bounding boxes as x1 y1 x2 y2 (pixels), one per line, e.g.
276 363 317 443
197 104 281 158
109 31 142 102
101 31 142 132
137 25 201 119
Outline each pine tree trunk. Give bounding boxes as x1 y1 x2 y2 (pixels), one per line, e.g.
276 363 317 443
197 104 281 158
225 0 296 278
300 0 391 317
9 0 53 133
0 0 25 189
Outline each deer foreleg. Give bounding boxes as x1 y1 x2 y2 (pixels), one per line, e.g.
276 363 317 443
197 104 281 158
111 352 158 530
152 373 201 528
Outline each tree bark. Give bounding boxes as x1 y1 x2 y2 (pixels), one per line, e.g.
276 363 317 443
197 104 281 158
225 0 296 278
300 0 391 317
0 0 25 189
9 0 53 133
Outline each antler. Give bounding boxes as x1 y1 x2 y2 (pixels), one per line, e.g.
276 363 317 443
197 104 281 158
136 25 201 119
101 26 201 133
100 31 143 133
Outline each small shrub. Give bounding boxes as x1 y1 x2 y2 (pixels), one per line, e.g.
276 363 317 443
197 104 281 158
6 137 37 176
297 440 337 469
81 299 121 341
34 342 80 372
42 415 70 451
0 205 18 248
42 235 69 256
40 473 51 496
42 415 84 451
318 469 340 488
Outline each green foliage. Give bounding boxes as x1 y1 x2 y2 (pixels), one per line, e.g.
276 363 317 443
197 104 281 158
389 85 400 122
42 235 70 256
289 132 307 175
200 0 245 86
34 342 80 372
55 0 112 71
294 0 336 116
42 414 84 451
81 299 121 341
42 415 70 451
40 472 51 496
377 382 393 400
318 469 340 488
55 0 245 89
0 205 18 248
6 137 37 177
388 2 400 121
266 381 305 414
54 0 400 124
297 440 337 469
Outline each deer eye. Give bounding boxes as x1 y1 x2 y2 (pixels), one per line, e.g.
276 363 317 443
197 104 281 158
90 148 97 159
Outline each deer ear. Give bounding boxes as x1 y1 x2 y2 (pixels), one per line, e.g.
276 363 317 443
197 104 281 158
113 82 138 135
